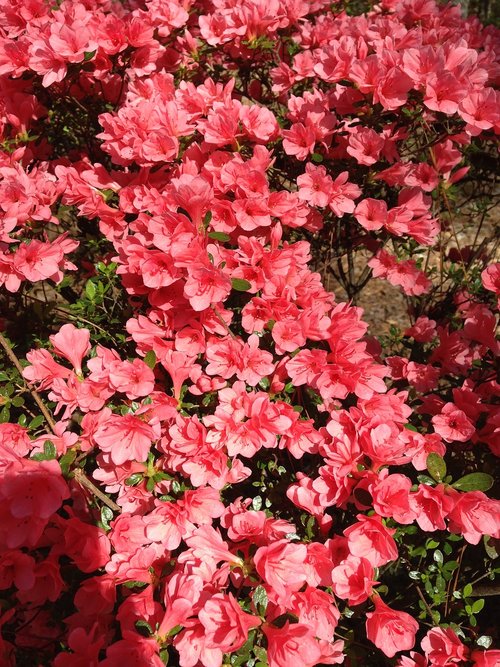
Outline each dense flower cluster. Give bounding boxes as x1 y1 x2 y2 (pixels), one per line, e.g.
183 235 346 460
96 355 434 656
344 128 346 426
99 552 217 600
0 0 499 664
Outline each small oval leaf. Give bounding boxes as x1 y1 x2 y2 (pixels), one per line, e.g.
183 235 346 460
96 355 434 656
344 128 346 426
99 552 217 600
477 635 493 649
144 350 157 369
427 452 447 482
43 440 57 459
125 473 144 487
452 473 494 492
208 231 231 242
100 506 114 531
483 536 499 560
231 278 252 292
85 280 96 300
253 585 268 614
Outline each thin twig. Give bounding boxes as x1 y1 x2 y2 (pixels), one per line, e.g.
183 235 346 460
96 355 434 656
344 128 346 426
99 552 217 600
22 292 115 340
73 468 121 513
0 331 57 432
210 304 236 338
0 331 121 514
445 544 467 617
415 584 435 620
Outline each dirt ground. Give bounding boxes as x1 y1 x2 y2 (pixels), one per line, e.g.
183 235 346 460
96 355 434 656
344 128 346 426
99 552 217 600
321 209 499 339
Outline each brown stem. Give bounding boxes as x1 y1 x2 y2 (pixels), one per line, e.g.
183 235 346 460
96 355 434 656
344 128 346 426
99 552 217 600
22 292 116 341
210 304 236 339
415 584 435 620
445 544 467 618
0 332 121 514
73 468 121 513
0 331 57 433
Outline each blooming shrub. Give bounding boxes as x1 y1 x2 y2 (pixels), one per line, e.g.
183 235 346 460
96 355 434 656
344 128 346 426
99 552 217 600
0 0 499 664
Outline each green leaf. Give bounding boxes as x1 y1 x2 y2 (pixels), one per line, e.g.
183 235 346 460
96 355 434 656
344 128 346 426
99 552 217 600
135 619 153 636
252 496 262 511
83 50 96 61
472 599 485 614
100 506 114 531
100 189 115 202
253 647 267 663
144 350 157 369
433 550 444 565
167 624 182 638
417 474 436 486
483 536 499 560
44 440 57 458
463 583 473 598
311 152 323 163
477 636 492 649
0 405 10 423
452 473 494 492
59 449 77 477
203 210 212 226
125 473 144 487
208 231 231 242
153 471 173 483
253 585 268 615
404 423 418 432
231 278 252 292
410 546 427 558
33 439 57 460
442 560 458 573
85 280 96 300
122 580 148 589
427 453 447 482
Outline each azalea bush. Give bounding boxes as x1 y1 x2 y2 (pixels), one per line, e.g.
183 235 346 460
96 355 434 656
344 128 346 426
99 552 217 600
0 0 499 665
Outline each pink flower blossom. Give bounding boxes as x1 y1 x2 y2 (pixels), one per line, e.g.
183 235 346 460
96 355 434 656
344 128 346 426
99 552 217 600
49 324 91 376
94 414 155 465
328 171 361 217
432 402 475 442
447 491 500 544
184 261 232 311
108 358 155 399
199 593 261 652
297 164 333 208
409 484 454 532
344 514 398 567
264 622 324 667
471 649 500 666
421 627 469 665
331 556 379 605
254 539 308 603
366 595 419 658
0 458 69 548
13 239 64 282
